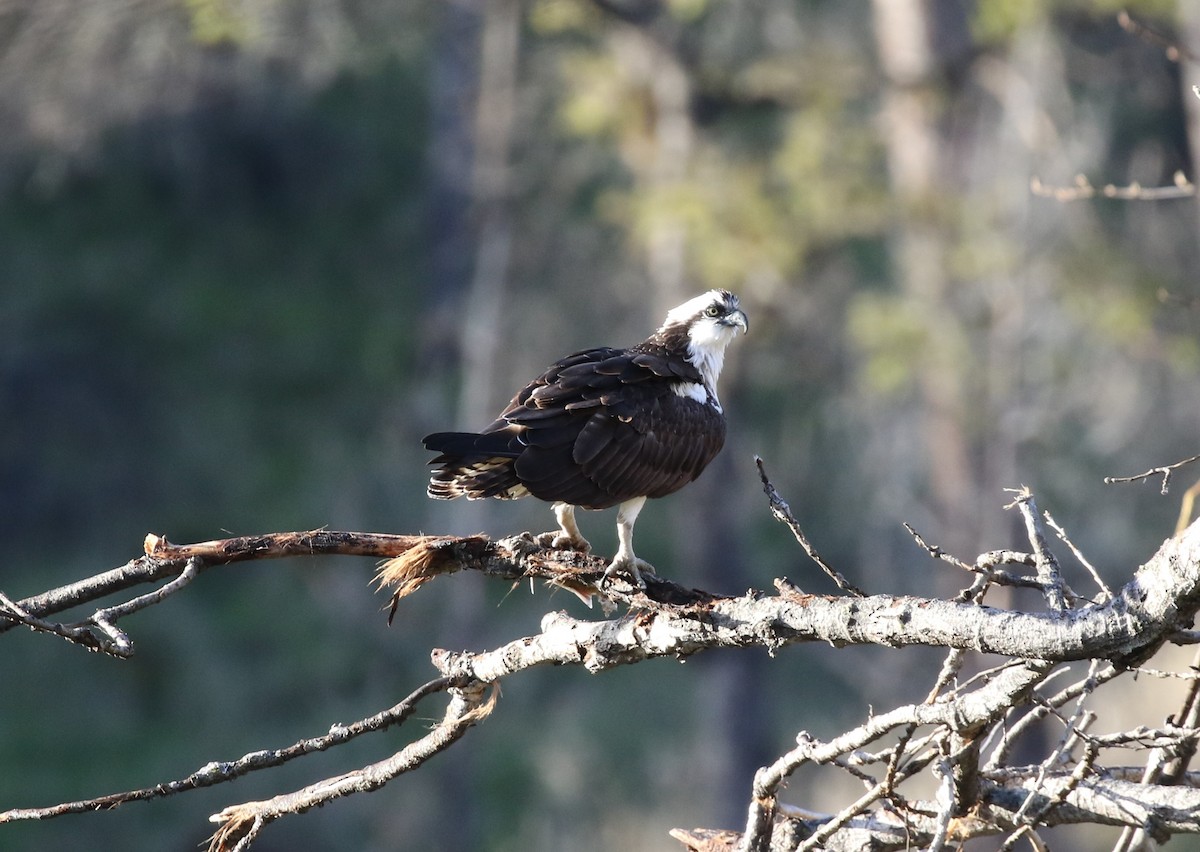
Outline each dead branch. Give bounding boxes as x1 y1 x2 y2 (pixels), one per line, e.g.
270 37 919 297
7 476 1200 851
411 513 1200 669
1044 511 1112 600
10 504 1200 669
685 771 1200 852
0 675 461 824
1030 171 1195 202
738 663 1050 852
903 523 1048 600
1104 452 1200 493
206 683 497 852
1008 487 1067 611
0 531 455 655
755 456 865 596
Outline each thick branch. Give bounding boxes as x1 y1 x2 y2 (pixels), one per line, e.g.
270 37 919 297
7 505 1200 850
0 530 436 636
15 509 1200 668
984 772 1200 834
679 769 1200 851
416 519 1200 677
736 663 1050 852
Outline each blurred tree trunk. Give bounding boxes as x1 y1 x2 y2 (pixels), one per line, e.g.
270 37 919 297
871 0 977 557
458 0 521 428
418 0 520 482
608 23 693 313
1183 3 1200 232
606 16 767 829
418 1 521 847
418 5 482 848
422 1 481 354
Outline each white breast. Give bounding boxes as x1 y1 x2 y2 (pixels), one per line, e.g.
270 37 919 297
672 381 707 403
672 380 722 412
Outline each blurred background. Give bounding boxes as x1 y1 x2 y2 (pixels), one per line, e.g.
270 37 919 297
2 0 1199 849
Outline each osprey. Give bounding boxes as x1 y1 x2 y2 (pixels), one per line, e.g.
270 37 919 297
424 289 748 586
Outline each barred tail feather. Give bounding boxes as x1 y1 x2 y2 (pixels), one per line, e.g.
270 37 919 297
424 431 528 500
427 456 528 500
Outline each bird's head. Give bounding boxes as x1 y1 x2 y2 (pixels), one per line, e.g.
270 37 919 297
661 289 749 351
658 290 748 388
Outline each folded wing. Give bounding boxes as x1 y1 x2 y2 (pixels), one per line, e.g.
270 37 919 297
501 347 725 509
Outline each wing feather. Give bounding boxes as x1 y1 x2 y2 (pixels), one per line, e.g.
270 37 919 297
571 414 617 467
436 345 724 510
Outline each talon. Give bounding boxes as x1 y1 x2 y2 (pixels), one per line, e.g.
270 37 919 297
602 556 656 589
536 530 591 552
597 497 656 589
534 502 591 553
554 532 591 552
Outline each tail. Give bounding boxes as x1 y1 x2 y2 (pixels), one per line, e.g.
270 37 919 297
423 431 527 500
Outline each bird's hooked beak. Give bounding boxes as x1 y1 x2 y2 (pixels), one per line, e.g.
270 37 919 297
722 309 749 334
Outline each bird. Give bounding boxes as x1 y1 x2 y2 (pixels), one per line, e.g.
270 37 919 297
423 289 748 587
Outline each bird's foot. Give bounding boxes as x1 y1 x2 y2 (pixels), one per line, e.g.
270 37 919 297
601 555 658 590
535 530 592 554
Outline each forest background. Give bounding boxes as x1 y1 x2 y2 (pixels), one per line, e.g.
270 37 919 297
3 0 1200 849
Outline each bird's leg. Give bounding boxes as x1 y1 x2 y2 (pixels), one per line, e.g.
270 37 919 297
603 496 656 588
537 502 591 552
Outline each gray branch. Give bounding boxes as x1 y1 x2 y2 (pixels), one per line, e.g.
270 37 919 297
5 493 1200 851
430 516 1200 676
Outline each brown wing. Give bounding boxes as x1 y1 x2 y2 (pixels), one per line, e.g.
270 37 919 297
425 348 626 502
503 347 724 509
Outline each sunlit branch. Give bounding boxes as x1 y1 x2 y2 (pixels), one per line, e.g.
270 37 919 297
1030 172 1195 202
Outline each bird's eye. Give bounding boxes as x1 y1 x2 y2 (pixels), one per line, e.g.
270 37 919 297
705 305 721 318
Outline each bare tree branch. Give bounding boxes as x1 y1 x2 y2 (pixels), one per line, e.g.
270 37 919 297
1044 511 1112 600
680 767 1200 852
395 513 1199 670
904 523 1048 600
0 531 438 654
7 479 1200 850
0 675 462 824
1031 172 1196 202
1008 487 1068 612
1104 452 1200 493
755 456 865 596
206 682 497 852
